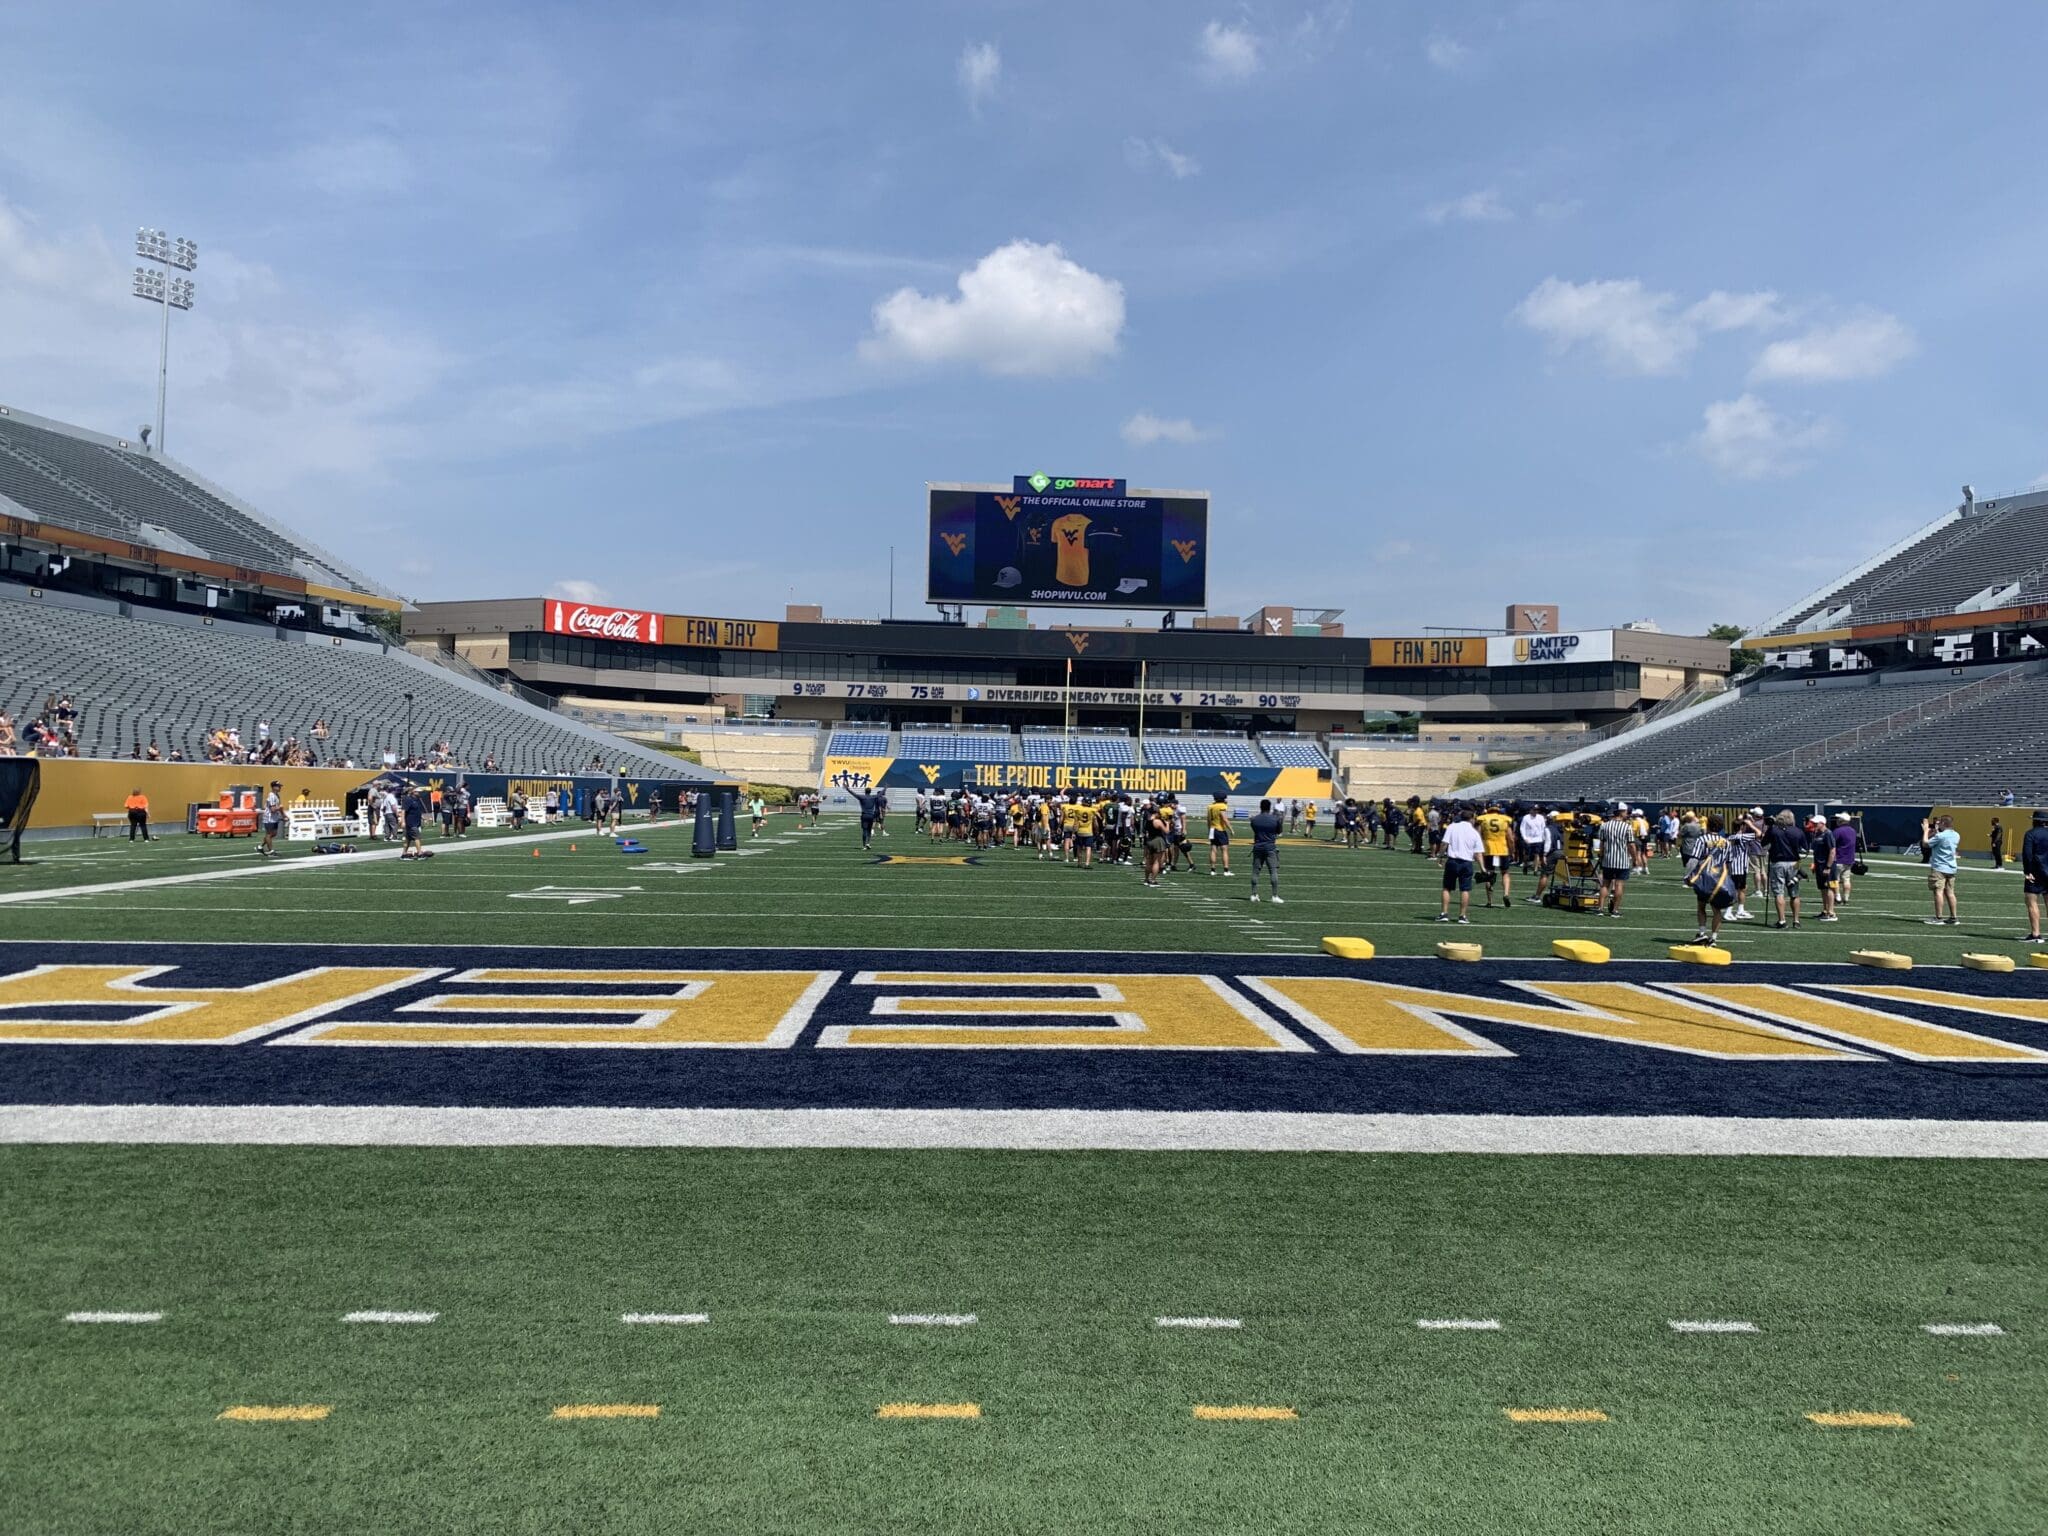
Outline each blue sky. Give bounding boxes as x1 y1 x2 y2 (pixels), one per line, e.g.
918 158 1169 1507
3 2 2044 635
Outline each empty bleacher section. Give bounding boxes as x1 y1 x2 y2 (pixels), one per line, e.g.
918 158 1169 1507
0 406 392 597
665 722 822 786
0 590 694 778
825 729 890 758
1755 489 2048 636
1477 664 2048 803
1138 735 1262 768
1334 745 1478 802
1020 730 1135 765
1258 735 1334 769
898 728 1014 761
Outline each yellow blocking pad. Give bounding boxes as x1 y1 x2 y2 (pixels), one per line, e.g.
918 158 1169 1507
1245 977 1859 1059
1673 984 2048 1063
1962 953 2017 973
2031 953 2048 969
1193 1405 1297 1421
877 1403 981 1419
0 966 435 1046
1669 945 1731 966
306 970 832 1048
1851 951 1913 971
1504 1408 1608 1424
1806 1411 1912 1428
1320 937 1375 960
553 1404 660 1420
218 1405 331 1422
1436 942 1482 963
1552 939 1610 964
836 973 1303 1050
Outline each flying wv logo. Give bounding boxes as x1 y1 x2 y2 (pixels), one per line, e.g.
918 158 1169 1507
1220 771 1243 791
919 764 943 784
940 532 969 557
1066 633 1092 655
1171 539 1199 563
995 496 1022 519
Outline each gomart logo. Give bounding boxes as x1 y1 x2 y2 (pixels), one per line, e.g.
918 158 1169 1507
545 602 662 645
1020 472 1122 494
1514 634 1581 663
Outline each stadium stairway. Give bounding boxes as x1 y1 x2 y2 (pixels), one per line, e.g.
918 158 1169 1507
0 587 703 779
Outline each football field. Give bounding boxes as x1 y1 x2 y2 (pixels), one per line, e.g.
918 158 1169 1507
3 812 2044 1534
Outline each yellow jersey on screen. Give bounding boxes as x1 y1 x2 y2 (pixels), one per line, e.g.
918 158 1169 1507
1052 514 1092 585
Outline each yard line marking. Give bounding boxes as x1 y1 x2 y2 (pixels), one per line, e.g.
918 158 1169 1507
620 1312 709 1325
342 1310 437 1324
1156 1316 1242 1329
553 1403 660 1419
889 1313 977 1326
65 1310 162 1324
1193 1404 1296 1421
1807 1411 1912 1428
1668 1319 1759 1333
1921 1322 2004 1336
877 1402 981 1419
219 1404 330 1422
1505 1408 1608 1423
1418 1318 1501 1330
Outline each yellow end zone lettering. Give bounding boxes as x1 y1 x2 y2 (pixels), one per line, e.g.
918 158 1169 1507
0 965 440 1046
832 972 1308 1050
1243 977 1865 1060
292 968 838 1048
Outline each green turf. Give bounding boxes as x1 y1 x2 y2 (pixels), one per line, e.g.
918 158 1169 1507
2 812 2042 963
2 1148 2040 1535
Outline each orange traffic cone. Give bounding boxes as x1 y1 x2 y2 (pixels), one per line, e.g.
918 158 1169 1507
570 844 578 852
532 848 540 858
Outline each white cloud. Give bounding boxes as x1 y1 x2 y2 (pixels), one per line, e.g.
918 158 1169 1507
1425 32 1469 70
1199 20 1262 79
1513 277 1785 376
1291 2 1353 59
546 579 610 604
1124 137 1201 179
1424 188 1512 225
1692 394 1830 480
1121 412 1210 446
958 42 1001 109
861 240 1125 378
1750 312 1916 383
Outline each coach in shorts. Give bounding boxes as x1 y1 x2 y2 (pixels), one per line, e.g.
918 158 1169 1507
1437 808 1483 924
2021 810 2048 945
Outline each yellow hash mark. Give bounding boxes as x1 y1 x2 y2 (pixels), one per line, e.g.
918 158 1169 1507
1807 1411 1913 1428
877 1402 981 1419
1505 1408 1609 1424
552 1403 660 1419
1193 1404 1298 1421
218 1405 331 1422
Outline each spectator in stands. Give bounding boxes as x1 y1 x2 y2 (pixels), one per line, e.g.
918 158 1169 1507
1765 810 1808 929
129 744 142 759
1596 805 1635 918
146 743 160 761
2000 790 2017 807
312 718 329 742
2022 811 2048 945
484 753 497 772
1831 814 1860 905
168 746 186 762
0 710 13 754
125 788 152 843
1922 814 1961 925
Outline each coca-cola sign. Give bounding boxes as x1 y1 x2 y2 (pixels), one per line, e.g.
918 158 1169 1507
544 601 663 645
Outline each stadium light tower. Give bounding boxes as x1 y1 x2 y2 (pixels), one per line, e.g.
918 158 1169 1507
132 228 198 455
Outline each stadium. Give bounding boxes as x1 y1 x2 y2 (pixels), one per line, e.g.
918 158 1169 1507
4 17 2045 1535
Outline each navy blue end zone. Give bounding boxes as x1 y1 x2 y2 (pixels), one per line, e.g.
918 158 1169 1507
2 941 2044 1122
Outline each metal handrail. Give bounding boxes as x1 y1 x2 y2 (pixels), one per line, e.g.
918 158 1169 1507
1655 666 2030 801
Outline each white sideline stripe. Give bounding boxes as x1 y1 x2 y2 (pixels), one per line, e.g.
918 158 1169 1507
1668 1319 1759 1333
1156 1316 1241 1329
1417 1318 1500 1331
342 1310 437 1324
621 1312 709 1325
0 822 653 908
5 1107 2041 1156
890 1313 977 1326
1922 1322 2005 1336
65 1310 161 1323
